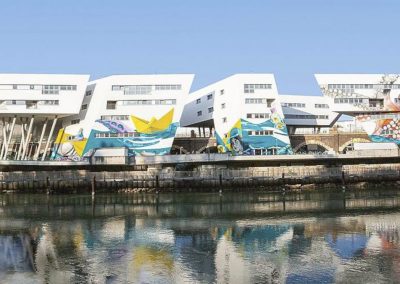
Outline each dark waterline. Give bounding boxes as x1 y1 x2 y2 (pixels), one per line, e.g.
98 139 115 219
1 189 400 283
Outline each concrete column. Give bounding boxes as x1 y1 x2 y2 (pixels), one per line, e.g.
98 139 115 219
42 117 58 161
3 117 16 160
16 123 26 160
21 116 34 160
0 121 6 159
34 118 48 160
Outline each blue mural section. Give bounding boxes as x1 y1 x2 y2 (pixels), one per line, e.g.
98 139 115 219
83 121 179 156
217 114 293 155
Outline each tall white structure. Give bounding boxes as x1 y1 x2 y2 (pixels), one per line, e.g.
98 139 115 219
280 94 340 134
315 74 400 144
181 74 292 155
52 74 194 161
0 74 89 160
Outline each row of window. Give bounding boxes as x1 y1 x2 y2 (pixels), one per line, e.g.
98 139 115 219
0 84 77 93
196 93 214 104
328 84 400 90
281 102 305 108
334 98 366 104
245 98 274 106
366 113 400 120
106 99 176 109
285 114 329 119
244 84 272 93
246 113 270 119
95 132 140 138
2 100 59 106
112 84 182 95
100 115 130 120
315 103 329 109
248 130 274 136
197 107 214 116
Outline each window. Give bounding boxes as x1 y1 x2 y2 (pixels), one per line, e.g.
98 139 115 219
327 84 400 90
244 84 272 93
196 98 201 104
208 107 214 113
315 103 329 109
281 103 306 108
155 85 181 90
95 132 139 138
248 130 273 136
42 85 77 94
112 85 121 91
220 89 224 95
85 90 92 96
221 103 226 109
334 98 366 104
124 85 152 95
100 115 129 120
222 117 227 123
38 100 59 105
71 119 80 125
245 98 274 107
247 113 270 119
30 85 34 90
197 111 202 116
121 99 176 105
285 114 329 119
207 93 213 100
12 85 17 90
106 101 117 109
81 104 88 110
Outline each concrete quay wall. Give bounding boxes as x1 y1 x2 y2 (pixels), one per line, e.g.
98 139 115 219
1 162 400 193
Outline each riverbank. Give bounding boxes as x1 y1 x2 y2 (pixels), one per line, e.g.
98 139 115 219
1 162 400 193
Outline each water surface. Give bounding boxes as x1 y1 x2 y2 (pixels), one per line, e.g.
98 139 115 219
1 190 400 283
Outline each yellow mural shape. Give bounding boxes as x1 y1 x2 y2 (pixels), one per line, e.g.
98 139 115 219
222 119 242 151
54 128 88 157
130 108 174 134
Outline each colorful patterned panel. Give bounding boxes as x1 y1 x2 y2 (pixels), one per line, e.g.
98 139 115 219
51 108 179 160
358 115 400 145
216 113 292 155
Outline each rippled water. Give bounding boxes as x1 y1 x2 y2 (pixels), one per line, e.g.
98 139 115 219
1 189 400 283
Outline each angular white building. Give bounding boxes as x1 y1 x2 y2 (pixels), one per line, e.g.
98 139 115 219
315 74 400 144
0 74 90 160
181 74 292 155
52 74 194 161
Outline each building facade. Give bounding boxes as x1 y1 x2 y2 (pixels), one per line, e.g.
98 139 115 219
52 74 194 161
315 74 400 145
0 74 89 161
0 72 399 162
181 74 293 155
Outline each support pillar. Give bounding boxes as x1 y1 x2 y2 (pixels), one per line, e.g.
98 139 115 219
21 116 34 160
42 117 58 161
3 117 16 160
34 118 48 160
0 121 7 159
16 123 26 160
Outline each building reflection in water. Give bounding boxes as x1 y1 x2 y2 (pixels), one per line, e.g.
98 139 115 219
1 190 400 283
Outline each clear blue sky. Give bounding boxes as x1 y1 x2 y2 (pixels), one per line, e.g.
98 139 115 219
0 0 399 95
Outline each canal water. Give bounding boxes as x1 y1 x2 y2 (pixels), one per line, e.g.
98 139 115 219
1 189 400 283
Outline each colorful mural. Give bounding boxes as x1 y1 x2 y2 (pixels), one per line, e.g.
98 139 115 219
216 112 292 155
51 108 179 160
357 115 400 145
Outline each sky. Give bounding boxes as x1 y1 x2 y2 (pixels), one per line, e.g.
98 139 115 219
0 0 399 95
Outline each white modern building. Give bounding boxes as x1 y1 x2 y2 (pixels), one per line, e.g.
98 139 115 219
315 74 400 144
0 74 89 161
279 94 340 134
52 74 194 161
181 74 292 155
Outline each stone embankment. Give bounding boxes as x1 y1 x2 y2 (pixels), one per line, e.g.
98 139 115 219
1 163 400 193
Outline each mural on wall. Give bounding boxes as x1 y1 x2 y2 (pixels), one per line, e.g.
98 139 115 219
51 108 179 160
357 115 400 145
216 109 292 155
